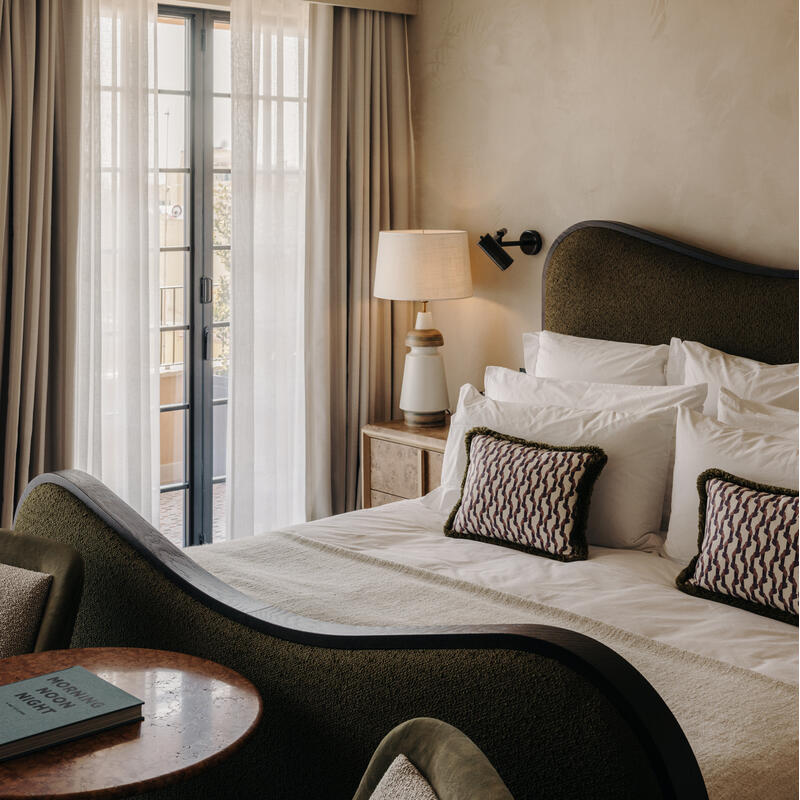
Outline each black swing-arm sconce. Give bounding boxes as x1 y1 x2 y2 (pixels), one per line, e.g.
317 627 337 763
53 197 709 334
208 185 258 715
478 227 543 270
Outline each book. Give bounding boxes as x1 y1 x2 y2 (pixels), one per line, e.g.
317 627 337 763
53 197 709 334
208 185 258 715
0 665 143 761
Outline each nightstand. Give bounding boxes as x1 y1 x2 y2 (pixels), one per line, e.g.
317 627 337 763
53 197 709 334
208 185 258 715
361 419 450 508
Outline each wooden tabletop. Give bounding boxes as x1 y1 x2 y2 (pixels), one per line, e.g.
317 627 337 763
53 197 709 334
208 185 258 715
0 647 263 800
362 418 450 450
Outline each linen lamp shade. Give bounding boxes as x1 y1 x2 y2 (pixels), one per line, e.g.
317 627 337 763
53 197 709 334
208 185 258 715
374 230 472 301
374 230 472 427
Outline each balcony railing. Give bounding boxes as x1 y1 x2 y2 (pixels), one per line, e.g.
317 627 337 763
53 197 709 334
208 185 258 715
160 285 185 368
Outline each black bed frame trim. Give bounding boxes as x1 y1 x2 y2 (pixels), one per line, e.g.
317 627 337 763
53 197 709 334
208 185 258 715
541 220 798 328
17 469 707 800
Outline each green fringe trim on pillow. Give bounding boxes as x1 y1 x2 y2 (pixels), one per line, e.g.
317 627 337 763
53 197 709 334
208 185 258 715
443 427 607 563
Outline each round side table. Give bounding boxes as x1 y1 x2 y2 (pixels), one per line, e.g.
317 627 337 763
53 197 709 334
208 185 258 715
0 647 263 799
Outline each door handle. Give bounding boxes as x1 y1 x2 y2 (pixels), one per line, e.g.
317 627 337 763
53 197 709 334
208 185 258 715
200 276 213 304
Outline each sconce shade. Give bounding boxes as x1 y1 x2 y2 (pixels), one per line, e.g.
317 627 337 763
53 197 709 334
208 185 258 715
374 230 473 301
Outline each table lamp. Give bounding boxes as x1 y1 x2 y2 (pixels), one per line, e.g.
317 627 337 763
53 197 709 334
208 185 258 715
374 230 473 427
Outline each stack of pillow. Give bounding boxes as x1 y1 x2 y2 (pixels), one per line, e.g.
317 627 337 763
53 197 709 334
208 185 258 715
440 330 798 624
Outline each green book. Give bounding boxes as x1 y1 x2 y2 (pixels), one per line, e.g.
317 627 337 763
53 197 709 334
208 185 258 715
0 665 143 761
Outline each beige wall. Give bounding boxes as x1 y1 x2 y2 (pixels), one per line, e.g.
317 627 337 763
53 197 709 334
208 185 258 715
407 0 798 404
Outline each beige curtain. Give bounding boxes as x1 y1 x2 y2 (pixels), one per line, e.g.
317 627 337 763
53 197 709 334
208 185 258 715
305 4 415 519
0 0 81 526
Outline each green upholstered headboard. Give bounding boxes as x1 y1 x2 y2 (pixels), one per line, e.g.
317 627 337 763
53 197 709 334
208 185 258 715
542 221 799 365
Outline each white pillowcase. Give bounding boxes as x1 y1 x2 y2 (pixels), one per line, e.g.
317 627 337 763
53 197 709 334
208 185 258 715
524 331 670 386
664 408 799 564
484 367 707 531
522 332 541 375
665 337 685 386
442 384 675 551
667 338 799 417
484 366 707 413
717 388 799 441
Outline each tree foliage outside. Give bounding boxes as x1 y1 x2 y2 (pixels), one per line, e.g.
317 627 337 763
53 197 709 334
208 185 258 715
213 177 231 377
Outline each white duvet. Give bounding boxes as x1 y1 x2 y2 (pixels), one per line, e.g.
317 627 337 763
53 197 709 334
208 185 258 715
274 486 798 685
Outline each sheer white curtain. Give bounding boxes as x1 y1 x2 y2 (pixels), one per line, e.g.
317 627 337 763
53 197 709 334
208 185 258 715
74 0 161 523
228 0 308 538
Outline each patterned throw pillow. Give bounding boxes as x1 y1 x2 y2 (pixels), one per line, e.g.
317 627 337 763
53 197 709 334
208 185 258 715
444 427 607 562
676 469 798 625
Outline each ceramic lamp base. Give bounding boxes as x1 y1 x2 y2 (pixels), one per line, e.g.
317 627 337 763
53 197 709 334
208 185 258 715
398 310 449 428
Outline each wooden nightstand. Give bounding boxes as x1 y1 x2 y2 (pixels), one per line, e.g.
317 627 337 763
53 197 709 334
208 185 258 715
361 419 450 508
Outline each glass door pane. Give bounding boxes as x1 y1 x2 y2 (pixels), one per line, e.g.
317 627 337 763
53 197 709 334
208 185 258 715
156 7 230 547
211 17 231 543
157 12 191 545
159 490 187 549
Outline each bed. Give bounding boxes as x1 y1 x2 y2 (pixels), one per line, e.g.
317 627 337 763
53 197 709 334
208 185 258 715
12 221 799 800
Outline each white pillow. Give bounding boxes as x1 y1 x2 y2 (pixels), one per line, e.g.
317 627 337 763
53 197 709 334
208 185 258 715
442 384 675 551
527 330 670 386
667 338 799 417
716 387 799 441
665 408 799 564
484 367 707 530
484 366 707 413
665 337 685 386
522 332 541 374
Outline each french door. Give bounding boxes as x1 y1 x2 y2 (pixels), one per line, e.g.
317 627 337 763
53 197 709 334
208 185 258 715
157 7 231 547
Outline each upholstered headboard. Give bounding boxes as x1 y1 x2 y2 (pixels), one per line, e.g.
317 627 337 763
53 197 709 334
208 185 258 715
542 221 799 365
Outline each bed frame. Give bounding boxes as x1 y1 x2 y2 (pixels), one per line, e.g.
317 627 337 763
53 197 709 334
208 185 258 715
12 222 798 799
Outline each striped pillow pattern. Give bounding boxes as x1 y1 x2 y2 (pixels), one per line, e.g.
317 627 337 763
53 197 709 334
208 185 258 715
677 470 798 624
444 428 607 562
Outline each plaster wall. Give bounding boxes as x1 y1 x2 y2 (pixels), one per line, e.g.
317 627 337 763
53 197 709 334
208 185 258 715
407 0 798 401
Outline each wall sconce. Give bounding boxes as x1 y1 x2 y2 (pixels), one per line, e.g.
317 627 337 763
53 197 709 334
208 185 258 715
477 228 542 270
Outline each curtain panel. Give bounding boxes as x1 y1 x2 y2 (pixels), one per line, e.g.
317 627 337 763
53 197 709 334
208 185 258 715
305 3 416 519
0 0 82 527
228 0 308 538
73 0 161 523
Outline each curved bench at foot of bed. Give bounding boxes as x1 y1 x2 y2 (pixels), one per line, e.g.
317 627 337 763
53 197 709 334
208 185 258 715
13 471 707 800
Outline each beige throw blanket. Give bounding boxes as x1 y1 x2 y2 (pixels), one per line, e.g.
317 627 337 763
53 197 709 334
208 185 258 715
190 530 798 800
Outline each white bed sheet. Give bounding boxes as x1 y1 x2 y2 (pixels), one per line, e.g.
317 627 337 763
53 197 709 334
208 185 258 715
279 486 798 685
